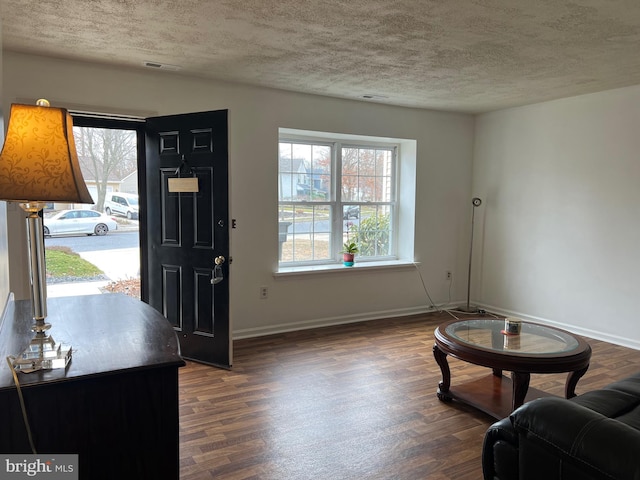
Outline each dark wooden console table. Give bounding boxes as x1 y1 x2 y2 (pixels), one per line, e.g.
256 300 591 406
0 293 185 479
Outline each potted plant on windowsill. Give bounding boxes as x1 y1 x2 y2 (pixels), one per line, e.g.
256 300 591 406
342 242 358 267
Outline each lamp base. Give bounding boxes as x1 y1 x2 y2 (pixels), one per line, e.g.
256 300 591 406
454 305 481 314
451 305 486 315
12 332 72 373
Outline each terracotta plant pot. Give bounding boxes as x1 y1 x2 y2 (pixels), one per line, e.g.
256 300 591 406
343 253 355 266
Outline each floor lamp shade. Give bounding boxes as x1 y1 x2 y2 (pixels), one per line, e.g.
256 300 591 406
0 102 93 204
0 101 92 372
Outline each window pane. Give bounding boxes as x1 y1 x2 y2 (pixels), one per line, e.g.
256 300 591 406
342 147 393 202
279 204 332 262
342 147 359 202
374 149 393 202
346 205 391 258
278 143 296 201
278 142 330 202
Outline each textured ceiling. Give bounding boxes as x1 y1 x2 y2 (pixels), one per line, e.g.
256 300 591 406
2 0 640 113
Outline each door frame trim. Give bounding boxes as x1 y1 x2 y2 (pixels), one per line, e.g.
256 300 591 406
71 115 149 302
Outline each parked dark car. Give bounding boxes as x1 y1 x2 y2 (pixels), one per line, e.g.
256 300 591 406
343 206 359 219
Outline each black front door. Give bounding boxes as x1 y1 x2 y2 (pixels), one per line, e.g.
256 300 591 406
144 110 230 368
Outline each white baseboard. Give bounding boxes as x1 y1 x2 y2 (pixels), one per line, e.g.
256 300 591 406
234 300 640 352
478 302 640 351
233 304 442 340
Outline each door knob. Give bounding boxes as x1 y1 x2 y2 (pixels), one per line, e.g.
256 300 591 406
211 256 225 285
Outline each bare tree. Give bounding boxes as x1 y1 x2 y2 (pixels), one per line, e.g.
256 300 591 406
73 127 137 211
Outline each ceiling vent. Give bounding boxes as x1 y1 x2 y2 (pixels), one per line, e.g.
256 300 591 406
361 94 389 100
143 61 181 71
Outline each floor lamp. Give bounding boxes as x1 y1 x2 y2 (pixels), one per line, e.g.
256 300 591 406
460 197 482 313
0 100 93 372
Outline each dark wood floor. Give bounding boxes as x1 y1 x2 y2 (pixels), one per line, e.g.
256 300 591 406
178 311 640 479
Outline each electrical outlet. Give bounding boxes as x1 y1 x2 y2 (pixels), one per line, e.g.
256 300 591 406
259 286 268 299
446 271 452 281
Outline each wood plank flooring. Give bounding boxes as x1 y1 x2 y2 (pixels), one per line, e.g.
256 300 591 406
178 311 640 480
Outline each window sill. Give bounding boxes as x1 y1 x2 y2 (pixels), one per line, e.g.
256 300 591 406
275 260 418 277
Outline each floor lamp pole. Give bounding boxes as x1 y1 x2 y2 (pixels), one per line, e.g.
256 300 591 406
463 198 482 312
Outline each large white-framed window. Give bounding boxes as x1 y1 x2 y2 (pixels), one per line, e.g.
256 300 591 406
278 129 415 270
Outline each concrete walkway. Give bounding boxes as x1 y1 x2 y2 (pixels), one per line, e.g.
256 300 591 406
78 248 140 281
48 281 110 298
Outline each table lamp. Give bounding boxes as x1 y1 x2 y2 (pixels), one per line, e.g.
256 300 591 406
0 99 93 372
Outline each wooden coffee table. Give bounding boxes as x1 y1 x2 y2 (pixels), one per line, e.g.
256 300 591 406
433 318 592 419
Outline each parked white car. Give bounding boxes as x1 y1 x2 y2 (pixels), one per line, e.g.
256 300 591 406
105 193 139 219
43 209 118 236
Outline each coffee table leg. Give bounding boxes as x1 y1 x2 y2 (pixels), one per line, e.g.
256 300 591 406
511 371 530 411
433 344 452 401
565 365 589 398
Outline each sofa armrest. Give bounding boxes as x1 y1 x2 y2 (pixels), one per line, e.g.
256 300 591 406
511 397 640 480
482 417 519 480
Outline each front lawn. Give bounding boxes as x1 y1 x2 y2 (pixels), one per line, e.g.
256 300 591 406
45 246 104 279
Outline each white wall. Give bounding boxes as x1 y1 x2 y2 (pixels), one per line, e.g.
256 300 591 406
474 85 640 349
3 52 475 337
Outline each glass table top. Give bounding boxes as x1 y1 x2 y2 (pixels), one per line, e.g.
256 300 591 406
444 319 579 355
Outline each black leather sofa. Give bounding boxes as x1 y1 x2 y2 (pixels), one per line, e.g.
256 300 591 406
482 372 640 480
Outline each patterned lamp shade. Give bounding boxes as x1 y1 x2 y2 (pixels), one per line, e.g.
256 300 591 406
0 102 93 204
